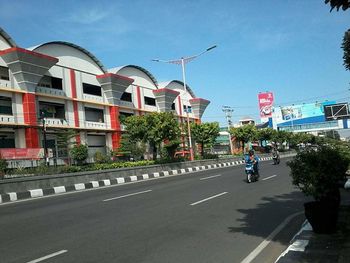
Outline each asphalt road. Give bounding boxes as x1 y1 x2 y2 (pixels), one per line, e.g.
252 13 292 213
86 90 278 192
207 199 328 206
0 158 307 263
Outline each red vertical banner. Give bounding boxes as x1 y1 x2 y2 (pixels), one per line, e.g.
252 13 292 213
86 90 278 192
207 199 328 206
258 92 274 118
22 93 39 148
110 105 121 149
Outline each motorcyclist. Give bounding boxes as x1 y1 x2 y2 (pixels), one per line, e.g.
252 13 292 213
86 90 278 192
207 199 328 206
271 146 280 162
247 149 259 176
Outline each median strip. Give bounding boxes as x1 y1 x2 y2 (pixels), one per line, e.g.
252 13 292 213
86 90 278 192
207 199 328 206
103 189 152 202
190 192 228 206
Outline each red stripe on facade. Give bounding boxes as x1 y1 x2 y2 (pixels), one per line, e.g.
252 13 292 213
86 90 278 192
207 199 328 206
153 88 180 95
96 73 134 83
136 86 142 109
73 101 80 127
75 135 81 145
70 69 80 144
189 98 210 103
178 96 183 116
22 93 39 148
110 106 121 149
22 93 37 125
25 128 39 148
0 47 58 62
109 106 120 130
70 69 77 99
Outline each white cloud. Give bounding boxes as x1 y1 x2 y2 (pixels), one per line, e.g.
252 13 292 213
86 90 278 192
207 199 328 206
62 8 110 25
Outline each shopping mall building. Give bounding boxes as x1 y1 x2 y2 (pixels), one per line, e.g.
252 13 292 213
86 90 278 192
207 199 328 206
0 27 210 161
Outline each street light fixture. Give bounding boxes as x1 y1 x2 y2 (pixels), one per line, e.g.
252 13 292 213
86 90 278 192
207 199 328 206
152 45 217 161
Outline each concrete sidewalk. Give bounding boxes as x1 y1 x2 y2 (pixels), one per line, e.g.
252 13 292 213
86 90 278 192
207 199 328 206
276 190 350 263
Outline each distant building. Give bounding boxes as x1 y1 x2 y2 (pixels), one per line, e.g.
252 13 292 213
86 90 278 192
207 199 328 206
235 116 255 127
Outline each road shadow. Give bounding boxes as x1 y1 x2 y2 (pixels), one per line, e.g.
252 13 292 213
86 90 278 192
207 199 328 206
228 191 307 244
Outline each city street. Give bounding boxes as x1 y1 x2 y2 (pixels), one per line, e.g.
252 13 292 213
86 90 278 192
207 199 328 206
0 158 306 263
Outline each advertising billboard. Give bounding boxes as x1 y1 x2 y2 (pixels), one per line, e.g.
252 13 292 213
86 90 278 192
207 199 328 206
272 101 336 126
324 103 350 121
258 92 274 119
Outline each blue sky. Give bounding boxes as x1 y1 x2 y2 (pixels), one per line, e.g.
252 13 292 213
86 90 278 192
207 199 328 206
0 0 349 126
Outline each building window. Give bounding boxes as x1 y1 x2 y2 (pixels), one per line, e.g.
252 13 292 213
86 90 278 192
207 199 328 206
119 112 134 123
144 96 156 106
0 66 9 81
83 83 102 96
85 107 104 122
183 105 192 113
171 103 176 110
39 102 65 119
51 77 63 90
0 96 12 115
38 76 63 90
121 92 132 102
0 132 15 148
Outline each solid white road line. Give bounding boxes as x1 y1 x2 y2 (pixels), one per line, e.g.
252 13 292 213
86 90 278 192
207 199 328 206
262 175 277 181
199 174 222 180
103 190 152 202
26 250 67 263
240 211 303 263
190 192 228 206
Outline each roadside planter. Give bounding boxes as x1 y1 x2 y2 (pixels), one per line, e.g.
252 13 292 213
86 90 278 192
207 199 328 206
288 146 349 234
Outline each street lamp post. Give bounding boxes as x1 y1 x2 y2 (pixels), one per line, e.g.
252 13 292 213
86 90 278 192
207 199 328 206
152 45 217 161
40 111 49 166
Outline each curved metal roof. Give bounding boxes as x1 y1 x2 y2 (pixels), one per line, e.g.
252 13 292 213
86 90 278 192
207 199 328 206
159 80 196 98
109 65 158 87
29 41 106 73
0 27 17 47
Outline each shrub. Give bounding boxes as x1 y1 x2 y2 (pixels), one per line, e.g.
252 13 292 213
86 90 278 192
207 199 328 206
0 155 7 178
94 151 110 164
70 144 88 165
288 146 350 202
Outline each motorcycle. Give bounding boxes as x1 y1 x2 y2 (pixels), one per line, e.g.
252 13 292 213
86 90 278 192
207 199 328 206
245 161 259 183
272 152 280 165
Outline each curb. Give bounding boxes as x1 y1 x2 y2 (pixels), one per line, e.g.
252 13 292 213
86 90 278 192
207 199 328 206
0 155 293 204
275 220 313 262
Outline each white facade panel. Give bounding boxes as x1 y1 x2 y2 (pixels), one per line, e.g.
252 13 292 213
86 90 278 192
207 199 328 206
33 44 104 75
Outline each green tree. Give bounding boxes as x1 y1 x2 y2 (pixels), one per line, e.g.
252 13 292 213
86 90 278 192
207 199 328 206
271 130 291 147
124 112 180 160
70 144 88 165
230 124 257 152
56 129 78 164
117 133 146 160
256 128 275 146
190 122 220 157
342 29 350 70
325 0 349 11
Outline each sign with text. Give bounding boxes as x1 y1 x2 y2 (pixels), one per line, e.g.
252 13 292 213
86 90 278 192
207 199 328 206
0 148 44 160
258 92 274 118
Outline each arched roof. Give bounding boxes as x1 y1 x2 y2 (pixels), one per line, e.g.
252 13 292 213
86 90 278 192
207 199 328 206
29 41 106 73
158 80 196 98
109 65 158 87
0 27 17 47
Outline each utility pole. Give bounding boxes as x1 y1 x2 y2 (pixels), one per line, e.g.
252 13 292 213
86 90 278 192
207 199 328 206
222 106 234 155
